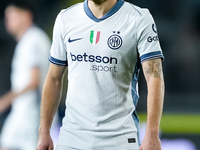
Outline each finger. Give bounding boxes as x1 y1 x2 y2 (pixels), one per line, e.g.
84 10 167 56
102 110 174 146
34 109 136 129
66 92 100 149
49 145 54 150
37 145 49 150
49 147 54 150
139 145 143 150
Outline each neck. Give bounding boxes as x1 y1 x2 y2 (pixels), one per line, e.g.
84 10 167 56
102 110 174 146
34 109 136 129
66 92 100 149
88 0 117 18
15 23 32 41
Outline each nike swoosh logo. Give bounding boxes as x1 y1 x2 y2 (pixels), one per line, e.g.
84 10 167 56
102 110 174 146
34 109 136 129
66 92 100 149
68 37 82 43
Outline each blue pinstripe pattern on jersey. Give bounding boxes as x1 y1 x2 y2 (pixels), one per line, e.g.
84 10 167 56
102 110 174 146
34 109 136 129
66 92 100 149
129 3 142 16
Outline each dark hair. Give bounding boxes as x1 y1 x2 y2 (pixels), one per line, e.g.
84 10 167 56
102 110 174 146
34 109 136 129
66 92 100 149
8 0 37 17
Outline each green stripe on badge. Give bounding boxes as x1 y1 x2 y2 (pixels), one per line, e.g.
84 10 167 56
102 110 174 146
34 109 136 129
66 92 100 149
90 31 94 44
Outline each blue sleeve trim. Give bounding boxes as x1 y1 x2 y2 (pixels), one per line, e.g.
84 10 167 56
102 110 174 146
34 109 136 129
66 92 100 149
49 56 68 66
140 51 164 63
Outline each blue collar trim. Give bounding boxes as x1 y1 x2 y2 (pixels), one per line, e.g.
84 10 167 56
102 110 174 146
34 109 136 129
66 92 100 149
84 0 124 22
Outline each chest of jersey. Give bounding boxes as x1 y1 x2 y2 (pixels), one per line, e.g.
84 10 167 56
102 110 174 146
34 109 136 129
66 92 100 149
62 10 139 75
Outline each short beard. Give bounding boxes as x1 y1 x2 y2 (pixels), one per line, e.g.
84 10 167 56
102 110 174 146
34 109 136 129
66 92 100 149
90 0 107 5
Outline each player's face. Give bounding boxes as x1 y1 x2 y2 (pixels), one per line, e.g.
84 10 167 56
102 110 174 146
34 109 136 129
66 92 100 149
4 6 26 36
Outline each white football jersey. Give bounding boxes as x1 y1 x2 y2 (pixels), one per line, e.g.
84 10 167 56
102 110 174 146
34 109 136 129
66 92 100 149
11 25 50 113
0 25 51 150
11 26 51 113
50 0 164 149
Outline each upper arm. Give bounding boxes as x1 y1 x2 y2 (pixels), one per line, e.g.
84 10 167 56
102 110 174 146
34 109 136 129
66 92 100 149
142 58 163 83
47 63 66 82
49 13 68 67
137 9 164 64
136 10 164 87
46 13 67 85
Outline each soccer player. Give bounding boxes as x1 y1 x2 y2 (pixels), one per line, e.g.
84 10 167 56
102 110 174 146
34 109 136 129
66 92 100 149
0 1 51 150
37 0 165 150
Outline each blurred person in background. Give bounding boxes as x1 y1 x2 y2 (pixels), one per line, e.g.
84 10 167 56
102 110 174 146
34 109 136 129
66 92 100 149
0 0 52 150
37 0 165 150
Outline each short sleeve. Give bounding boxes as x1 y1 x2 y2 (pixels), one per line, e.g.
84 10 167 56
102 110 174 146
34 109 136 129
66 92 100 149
49 12 68 66
137 9 164 63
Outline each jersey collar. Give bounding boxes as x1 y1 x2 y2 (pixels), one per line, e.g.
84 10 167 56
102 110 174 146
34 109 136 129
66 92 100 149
83 0 124 22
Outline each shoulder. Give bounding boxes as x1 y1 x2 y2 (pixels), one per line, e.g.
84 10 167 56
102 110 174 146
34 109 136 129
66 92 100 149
20 26 50 51
59 2 83 18
30 26 48 36
54 2 84 29
27 26 49 42
123 2 152 20
122 2 156 32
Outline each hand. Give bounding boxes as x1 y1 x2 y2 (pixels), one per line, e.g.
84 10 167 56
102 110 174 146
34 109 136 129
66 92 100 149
139 132 161 150
36 133 54 150
0 91 17 114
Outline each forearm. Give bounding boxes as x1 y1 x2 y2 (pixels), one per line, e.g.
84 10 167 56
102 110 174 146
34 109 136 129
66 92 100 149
146 77 164 133
39 74 63 134
38 64 65 135
143 58 165 134
0 68 40 114
0 91 17 113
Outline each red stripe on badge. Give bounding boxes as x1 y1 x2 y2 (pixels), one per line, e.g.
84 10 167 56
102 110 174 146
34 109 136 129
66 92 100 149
96 31 100 44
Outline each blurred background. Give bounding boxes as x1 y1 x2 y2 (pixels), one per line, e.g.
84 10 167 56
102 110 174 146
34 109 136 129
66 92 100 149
0 0 200 149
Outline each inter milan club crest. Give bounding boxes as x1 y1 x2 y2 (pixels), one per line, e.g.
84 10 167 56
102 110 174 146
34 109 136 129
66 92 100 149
107 31 122 50
90 31 100 45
